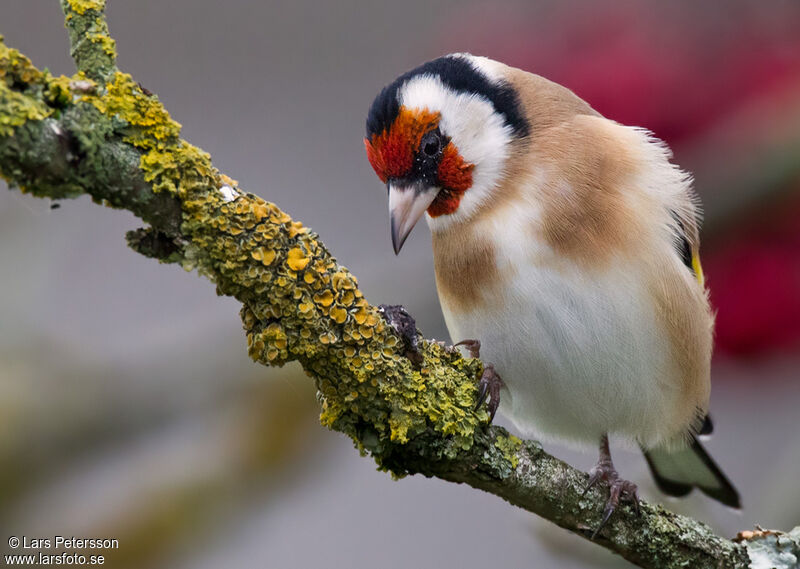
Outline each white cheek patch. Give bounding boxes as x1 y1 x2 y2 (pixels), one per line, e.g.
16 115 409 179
397 73 513 231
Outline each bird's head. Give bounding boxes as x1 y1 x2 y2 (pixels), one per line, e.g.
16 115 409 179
364 54 530 253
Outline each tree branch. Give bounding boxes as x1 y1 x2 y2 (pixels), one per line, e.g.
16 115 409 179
0 4 794 567
61 0 117 82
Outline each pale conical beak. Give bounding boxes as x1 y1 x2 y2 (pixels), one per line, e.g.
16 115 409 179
388 184 439 254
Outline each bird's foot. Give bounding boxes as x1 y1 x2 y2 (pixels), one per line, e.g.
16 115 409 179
584 460 640 539
454 339 503 421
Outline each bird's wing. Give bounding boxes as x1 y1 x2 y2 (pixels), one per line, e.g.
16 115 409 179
670 209 705 286
642 435 740 508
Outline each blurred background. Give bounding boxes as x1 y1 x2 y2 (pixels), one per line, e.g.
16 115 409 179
1 1 799 567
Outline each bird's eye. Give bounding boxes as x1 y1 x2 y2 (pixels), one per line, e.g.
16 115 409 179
421 131 441 157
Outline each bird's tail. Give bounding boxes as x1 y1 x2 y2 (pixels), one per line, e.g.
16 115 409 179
642 434 741 508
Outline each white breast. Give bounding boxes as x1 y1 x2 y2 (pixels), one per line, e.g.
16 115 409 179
438 210 687 450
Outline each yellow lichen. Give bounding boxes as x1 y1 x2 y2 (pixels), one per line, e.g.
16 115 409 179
87 17 116 57
286 247 310 271
252 201 268 220
351 306 368 325
314 290 334 307
1 25 491 474
65 0 106 15
0 40 44 85
0 41 53 135
390 415 411 443
46 75 76 106
250 248 276 265
332 270 355 291
287 221 306 238
0 83 51 136
495 433 522 470
93 72 182 149
329 306 348 324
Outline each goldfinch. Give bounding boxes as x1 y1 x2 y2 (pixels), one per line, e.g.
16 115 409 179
364 53 740 526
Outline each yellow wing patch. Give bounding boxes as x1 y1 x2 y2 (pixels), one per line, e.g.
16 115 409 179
691 253 705 287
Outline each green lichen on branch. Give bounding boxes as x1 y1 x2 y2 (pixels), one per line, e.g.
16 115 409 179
494 432 522 470
108 73 490 461
60 0 116 82
0 39 54 136
240 231 486 455
0 82 49 136
0 37 44 85
64 0 106 15
0 29 490 473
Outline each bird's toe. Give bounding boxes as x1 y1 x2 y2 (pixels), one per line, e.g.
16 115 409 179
475 363 504 422
454 338 481 359
586 464 640 538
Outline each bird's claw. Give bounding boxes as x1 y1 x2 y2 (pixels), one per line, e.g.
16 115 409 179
475 379 489 410
455 339 502 422
475 363 503 422
584 461 640 539
454 338 481 359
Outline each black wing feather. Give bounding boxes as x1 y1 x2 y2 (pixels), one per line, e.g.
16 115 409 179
642 435 740 508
